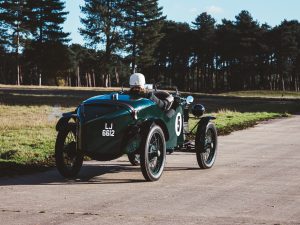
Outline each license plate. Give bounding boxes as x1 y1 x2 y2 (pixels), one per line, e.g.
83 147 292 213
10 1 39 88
102 123 115 137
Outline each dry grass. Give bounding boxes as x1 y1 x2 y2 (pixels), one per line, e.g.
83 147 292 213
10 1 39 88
0 105 72 129
0 84 124 91
219 90 300 99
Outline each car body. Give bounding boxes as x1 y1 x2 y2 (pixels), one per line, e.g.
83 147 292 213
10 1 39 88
55 89 218 181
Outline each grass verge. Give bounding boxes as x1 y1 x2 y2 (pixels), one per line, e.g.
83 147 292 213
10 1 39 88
190 110 288 136
219 90 300 99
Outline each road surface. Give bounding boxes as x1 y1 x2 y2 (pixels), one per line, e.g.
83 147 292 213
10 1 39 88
1 116 300 225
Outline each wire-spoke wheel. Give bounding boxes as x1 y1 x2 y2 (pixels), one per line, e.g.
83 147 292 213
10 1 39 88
195 122 218 169
128 153 140 166
140 124 166 181
55 123 83 178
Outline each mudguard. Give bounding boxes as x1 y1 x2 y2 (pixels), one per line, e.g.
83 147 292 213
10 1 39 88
122 118 170 155
139 118 169 141
198 116 216 128
196 116 216 153
55 111 77 131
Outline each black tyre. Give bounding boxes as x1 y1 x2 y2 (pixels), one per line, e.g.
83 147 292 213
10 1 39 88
140 124 166 181
128 153 140 166
55 123 83 178
195 122 218 169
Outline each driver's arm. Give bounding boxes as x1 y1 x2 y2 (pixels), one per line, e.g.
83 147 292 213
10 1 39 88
149 93 168 110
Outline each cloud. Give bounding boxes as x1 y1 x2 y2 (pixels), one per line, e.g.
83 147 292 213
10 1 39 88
206 5 224 14
189 8 198 13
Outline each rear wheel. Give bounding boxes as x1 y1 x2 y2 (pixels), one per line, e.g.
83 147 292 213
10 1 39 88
140 124 166 181
195 122 218 169
128 153 140 166
55 123 83 178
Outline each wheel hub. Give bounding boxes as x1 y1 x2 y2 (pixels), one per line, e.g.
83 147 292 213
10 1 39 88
66 142 76 158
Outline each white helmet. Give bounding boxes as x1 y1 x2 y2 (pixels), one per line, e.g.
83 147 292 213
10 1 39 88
129 73 146 88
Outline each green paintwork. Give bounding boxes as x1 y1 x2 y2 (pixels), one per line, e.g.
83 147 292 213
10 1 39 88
76 92 186 161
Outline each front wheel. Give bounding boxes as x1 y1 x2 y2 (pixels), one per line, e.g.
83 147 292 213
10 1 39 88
140 124 166 181
55 123 83 178
195 122 218 169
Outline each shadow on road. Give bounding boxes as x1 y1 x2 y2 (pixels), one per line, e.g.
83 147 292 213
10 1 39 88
0 162 200 186
0 164 142 186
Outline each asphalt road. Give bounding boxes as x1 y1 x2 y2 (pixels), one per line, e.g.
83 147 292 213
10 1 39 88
1 116 300 225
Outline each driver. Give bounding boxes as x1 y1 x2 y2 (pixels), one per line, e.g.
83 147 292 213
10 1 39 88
129 73 147 95
129 73 174 114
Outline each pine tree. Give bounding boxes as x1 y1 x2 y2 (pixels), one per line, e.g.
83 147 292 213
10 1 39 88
80 0 124 85
235 11 260 89
272 20 300 91
0 20 5 48
216 19 238 90
192 12 216 91
123 0 165 73
154 20 191 89
0 17 9 47
0 18 8 83
25 0 70 84
0 0 31 85
28 0 69 43
256 23 272 90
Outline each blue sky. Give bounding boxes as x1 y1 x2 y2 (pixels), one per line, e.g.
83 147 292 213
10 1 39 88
64 0 300 44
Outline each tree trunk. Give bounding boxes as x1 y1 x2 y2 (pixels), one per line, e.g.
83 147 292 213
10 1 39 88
104 74 108 87
39 73 42 86
89 73 92 87
101 74 105 87
115 67 119 86
92 70 96 87
196 62 200 92
281 74 285 91
131 10 138 74
77 66 81 87
108 74 111 87
68 69 71 86
16 24 20 86
85 73 88 87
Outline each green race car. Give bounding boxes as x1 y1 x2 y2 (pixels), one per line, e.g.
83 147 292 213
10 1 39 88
55 88 218 181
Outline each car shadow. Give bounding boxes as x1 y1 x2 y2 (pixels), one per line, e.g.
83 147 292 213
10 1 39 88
0 163 143 186
0 163 201 186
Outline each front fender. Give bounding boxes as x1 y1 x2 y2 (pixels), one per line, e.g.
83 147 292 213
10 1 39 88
55 111 77 131
120 117 171 155
139 118 169 141
198 116 216 128
196 116 216 153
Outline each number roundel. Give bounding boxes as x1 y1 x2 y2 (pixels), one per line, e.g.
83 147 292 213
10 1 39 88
175 113 182 136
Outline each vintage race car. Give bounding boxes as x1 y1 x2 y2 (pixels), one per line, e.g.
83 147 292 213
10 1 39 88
55 88 218 181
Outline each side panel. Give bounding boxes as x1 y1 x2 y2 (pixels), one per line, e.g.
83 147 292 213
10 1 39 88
137 104 184 149
165 106 184 149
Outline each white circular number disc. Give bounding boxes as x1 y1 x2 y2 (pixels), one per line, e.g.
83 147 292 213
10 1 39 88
175 113 182 136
